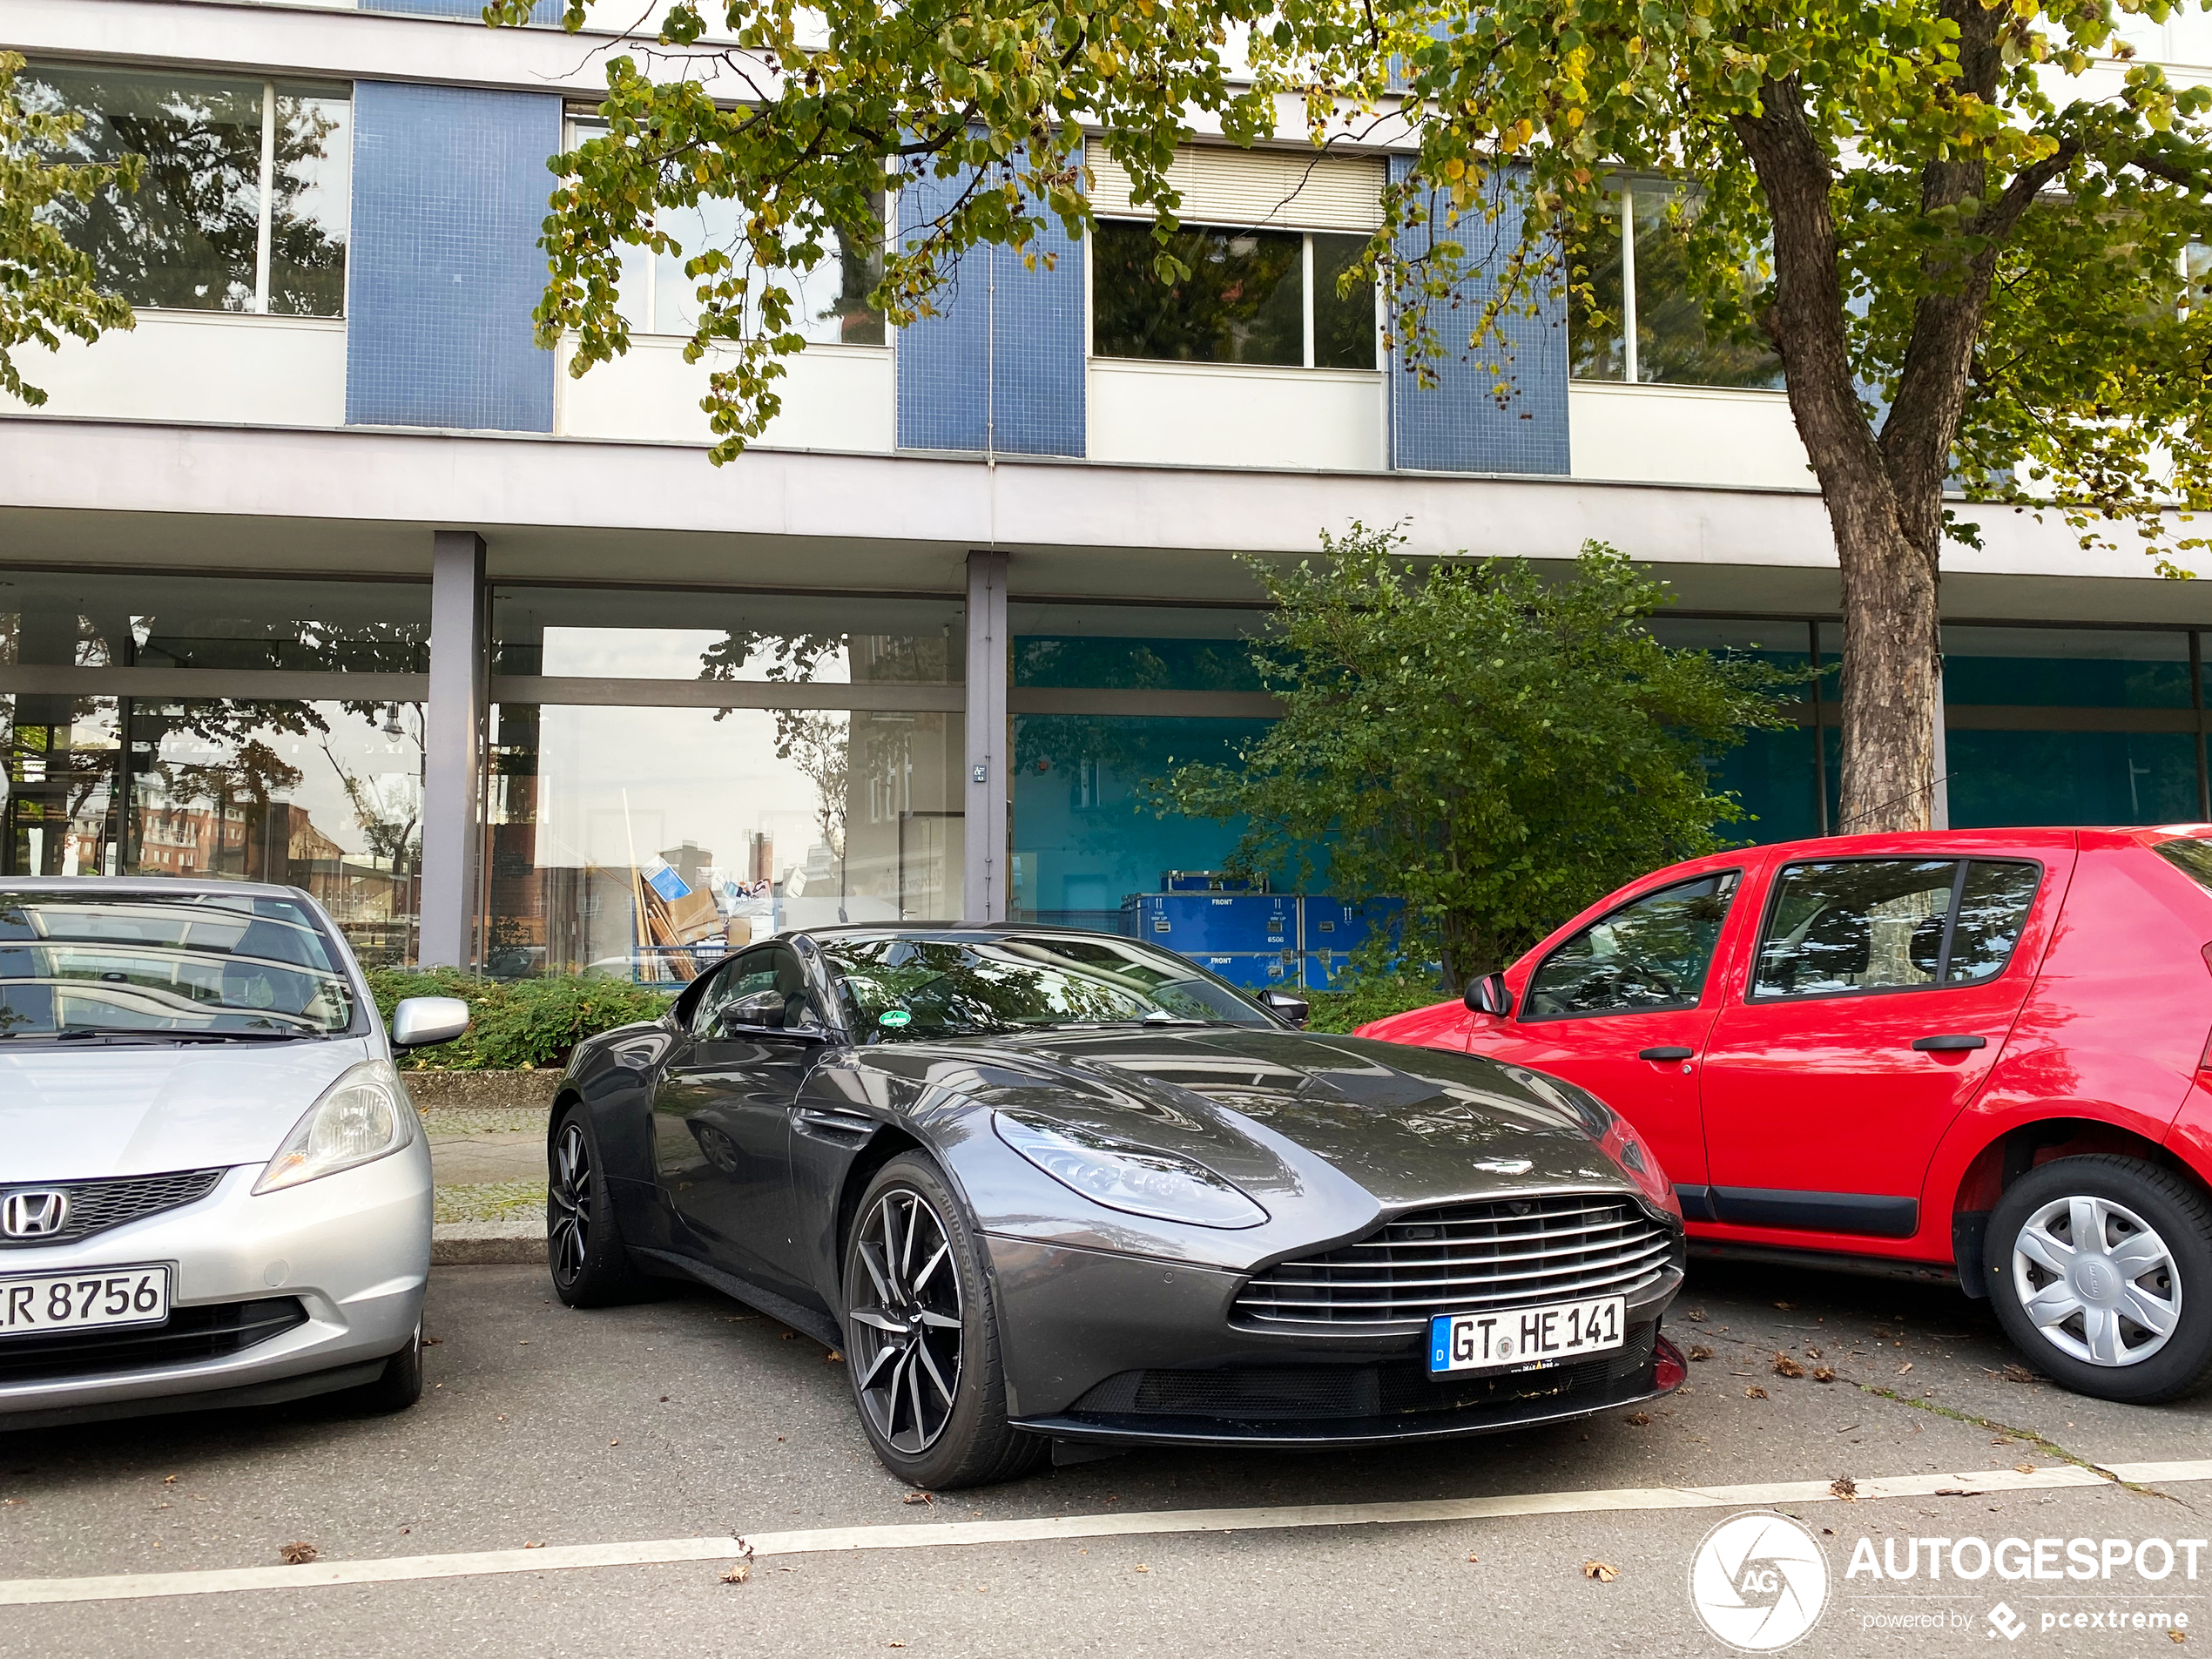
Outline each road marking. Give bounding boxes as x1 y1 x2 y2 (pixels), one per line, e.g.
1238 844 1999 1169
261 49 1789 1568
3 1459 2202 1607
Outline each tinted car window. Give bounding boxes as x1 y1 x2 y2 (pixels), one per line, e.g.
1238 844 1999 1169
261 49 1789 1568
1522 872 1739 1020
1751 858 2039 1000
706 946 819 1032
2154 838 2212 895
0 888 353 1037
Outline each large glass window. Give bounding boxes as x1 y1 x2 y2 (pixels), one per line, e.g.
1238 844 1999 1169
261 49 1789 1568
1522 872 1740 1020
486 705 961 981
1570 182 1783 389
2 694 424 967
1091 220 1377 370
1947 731 2200 828
1942 626 2192 709
24 64 350 317
0 570 429 672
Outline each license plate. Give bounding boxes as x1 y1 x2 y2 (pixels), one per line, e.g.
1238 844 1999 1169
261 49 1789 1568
1428 1294 1626 1375
0 1265 171 1336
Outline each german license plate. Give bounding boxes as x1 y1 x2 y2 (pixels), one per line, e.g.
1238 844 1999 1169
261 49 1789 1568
0 1265 171 1336
1428 1294 1625 1375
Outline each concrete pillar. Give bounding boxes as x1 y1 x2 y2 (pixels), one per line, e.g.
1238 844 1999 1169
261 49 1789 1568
418 530 487 967
962 550 1010 922
1930 663 1951 832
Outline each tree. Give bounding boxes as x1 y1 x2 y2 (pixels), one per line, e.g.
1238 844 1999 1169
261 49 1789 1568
502 0 2211 834
1150 527 1793 983
0 50 139 407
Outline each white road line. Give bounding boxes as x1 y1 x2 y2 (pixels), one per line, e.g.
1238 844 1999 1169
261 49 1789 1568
3 1459 2204 1608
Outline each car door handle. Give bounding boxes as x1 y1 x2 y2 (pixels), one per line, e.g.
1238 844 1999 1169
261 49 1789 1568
1912 1035 1988 1052
1637 1046 1696 1062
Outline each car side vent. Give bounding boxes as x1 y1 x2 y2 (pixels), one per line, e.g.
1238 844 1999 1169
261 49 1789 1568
1232 1192 1676 1334
0 1169 226 1249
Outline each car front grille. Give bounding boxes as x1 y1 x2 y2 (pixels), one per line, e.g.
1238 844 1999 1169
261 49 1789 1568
0 1170 227 1249
1069 1324 1659 1424
1232 1192 1678 1333
0 1298 307 1386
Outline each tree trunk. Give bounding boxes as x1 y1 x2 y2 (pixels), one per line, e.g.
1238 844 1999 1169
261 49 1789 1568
1833 505 1940 833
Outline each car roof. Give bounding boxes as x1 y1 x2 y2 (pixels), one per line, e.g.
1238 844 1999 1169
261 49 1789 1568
0 876 309 899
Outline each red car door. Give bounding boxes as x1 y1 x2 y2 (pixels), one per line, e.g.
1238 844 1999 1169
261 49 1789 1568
1467 862 1758 1191
1696 846 2054 1241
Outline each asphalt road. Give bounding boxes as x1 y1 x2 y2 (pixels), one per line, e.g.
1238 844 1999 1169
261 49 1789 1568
5 1258 2210 1658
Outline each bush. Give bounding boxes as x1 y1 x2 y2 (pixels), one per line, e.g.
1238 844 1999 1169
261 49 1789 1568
1302 970 1453 1035
364 969 675 1071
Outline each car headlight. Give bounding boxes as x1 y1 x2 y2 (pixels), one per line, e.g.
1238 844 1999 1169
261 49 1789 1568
993 1113 1267 1230
253 1060 416 1195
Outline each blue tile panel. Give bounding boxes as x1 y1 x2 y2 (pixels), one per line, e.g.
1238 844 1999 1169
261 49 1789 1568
346 82 560 433
1386 156 1569 475
360 0 564 19
895 164 1085 456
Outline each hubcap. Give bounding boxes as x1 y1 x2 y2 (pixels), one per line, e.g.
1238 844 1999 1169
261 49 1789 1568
549 1122 592 1286
846 1188 963 1455
2012 1194 2181 1367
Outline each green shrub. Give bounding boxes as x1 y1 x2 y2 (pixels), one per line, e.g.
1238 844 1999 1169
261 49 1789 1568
364 969 674 1072
1302 970 1454 1035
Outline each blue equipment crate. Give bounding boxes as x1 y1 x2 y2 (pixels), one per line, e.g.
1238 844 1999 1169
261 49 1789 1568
1124 892 1295 954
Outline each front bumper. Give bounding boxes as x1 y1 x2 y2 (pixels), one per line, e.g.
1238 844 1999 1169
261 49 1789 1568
984 1233 1685 1447
0 1140 431 1430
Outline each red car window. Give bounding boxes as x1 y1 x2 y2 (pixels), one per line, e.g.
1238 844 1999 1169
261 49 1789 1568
1749 858 2041 1001
1521 871 1741 1022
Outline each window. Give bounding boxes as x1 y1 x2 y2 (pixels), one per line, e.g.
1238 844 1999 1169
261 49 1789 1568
1569 182 1782 389
24 64 350 317
1090 220 1378 369
2153 839 2212 896
1750 859 2040 1000
1522 872 1741 1019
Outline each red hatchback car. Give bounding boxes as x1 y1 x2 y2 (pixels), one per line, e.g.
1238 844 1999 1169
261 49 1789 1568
1360 827 2212 1404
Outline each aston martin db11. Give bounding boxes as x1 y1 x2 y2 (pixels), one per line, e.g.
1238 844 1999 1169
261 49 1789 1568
544 926 1688 1487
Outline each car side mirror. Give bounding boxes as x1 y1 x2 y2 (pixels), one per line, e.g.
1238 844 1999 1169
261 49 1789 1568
391 995 469 1050
1259 989 1309 1028
720 990 786 1033
1463 973 1514 1019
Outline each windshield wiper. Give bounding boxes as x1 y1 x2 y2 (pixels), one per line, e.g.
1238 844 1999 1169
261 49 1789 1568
51 1026 311 1043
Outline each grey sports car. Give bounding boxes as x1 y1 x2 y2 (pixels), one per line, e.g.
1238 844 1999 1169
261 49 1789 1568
546 926 1689 1487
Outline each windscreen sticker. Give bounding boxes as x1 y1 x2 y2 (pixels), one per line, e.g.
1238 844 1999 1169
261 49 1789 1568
878 1009 913 1028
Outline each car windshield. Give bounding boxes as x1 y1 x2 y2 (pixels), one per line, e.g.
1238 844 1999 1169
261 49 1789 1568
0 889 355 1040
816 933 1273 1042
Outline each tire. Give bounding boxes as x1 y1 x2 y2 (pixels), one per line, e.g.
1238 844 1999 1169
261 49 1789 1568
1986 1154 2212 1404
840 1154 1046 1490
548 1103 658 1309
344 1320 424 1414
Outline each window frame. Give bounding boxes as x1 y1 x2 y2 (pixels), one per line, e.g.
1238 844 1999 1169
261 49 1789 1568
1515 867 1745 1025
1743 854 2046 1006
1085 215 1384 373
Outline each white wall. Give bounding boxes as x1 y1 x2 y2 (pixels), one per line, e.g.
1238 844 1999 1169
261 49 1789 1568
1568 381 1813 490
0 311 346 428
556 337 894 453
1087 358 1386 472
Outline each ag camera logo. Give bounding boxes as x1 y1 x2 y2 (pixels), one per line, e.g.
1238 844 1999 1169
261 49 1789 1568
1689 1511 1831 1651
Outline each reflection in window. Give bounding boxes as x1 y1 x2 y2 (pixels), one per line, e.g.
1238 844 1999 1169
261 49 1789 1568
1753 859 1959 999
1522 872 1739 1018
1 694 423 966
486 704 961 981
24 64 349 317
0 571 429 673
1568 182 1781 389
1091 219 1377 370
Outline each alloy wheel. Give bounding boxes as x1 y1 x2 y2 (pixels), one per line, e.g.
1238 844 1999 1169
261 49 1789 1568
2011 1193 2182 1367
847 1187 964 1454
550 1121 593 1286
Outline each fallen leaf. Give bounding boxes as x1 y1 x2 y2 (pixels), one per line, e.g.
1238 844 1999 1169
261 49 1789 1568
1745 1386 1770 1399
1897 1362 1912 1375
2001 1364 2039 1385
523 1541 543 1549
1685 1307 1707 1320
517 1340 529 1346
1804 1345 1823 1359
1773 1354 1806 1379
902 1492 935 1506
826 1351 846 1365
1812 1367 1837 1384
1134 1564 1150 1574
1624 1411 1653 1426
162 1475 177 1486
720 1561 752 1584
780 1332 796 1341
2015 1463 2036 1475
496 1414 508 1423
1773 1301 1795 1311
1830 1476 1858 1501
280 1541 318 1566
1991 1435 2013 1446
610 1440 619 1447
1689 1345 1714 1362
1466 1553 1480 1563
2168 1630 2186 1643
422 1337 442 1347
1934 1488 1984 1497
1582 1560 1619 1582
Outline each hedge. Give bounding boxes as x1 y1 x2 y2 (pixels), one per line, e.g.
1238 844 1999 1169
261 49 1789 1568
365 969 674 1072
1301 972 1453 1035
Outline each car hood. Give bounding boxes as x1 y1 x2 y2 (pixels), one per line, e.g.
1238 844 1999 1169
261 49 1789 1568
881 1026 1640 1214
0 1036 380 1181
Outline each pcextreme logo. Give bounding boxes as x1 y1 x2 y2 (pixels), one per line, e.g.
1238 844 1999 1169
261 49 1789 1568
1689 1511 1832 1651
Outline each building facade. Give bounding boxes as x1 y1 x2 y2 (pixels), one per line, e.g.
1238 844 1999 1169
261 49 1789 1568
6 0 2211 978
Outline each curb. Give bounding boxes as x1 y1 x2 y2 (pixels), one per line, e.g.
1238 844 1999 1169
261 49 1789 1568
432 1219 545 1266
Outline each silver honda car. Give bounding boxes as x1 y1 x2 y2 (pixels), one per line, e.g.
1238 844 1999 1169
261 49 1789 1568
0 880 466 1431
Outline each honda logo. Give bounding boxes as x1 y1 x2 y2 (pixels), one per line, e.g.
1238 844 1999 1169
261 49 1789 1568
1 1190 69 1239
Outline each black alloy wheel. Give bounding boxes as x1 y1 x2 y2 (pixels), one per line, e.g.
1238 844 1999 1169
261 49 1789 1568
840 1155 1045 1488
546 1103 656 1308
